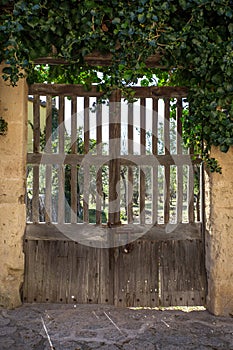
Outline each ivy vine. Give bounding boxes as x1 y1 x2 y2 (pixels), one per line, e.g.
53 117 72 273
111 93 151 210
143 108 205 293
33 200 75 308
1 0 233 171
0 116 8 135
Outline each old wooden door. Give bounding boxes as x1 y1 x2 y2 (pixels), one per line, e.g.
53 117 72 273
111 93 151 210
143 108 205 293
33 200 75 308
23 84 207 307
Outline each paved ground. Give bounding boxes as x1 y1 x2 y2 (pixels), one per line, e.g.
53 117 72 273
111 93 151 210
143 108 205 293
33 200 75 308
0 303 232 350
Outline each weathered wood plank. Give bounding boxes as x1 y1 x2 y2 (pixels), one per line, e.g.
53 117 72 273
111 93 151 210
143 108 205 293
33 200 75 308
23 240 112 304
152 98 159 224
45 165 52 223
96 101 102 155
71 165 77 223
58 96 65 153
58 165 65 224
113 240 160 307
44 96 52 222
176 99 184 222
83 165 90 223
27 153 202 166
176 98 183 155
32 165 39 223
188 164 195 223
152 165 158 224
159 239 206 306
84 97 89 154
177 165 183 223
34 51 165 68
25 222 202 241
71 96 77 153
96 167 102 224
140 99 146 224
164 99 171 223
45 95 52 152
96 101 103 224
29 84 104 96
108 90 121 225
29 84 188 99
152 98 158 155
33 95 40 153
127 103 134 223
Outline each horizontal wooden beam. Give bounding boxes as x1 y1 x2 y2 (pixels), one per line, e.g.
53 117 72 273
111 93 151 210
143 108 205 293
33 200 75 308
25 222 202 242
34 51 166 68
28 83 188 98
27 153 201 166
28 83 103 96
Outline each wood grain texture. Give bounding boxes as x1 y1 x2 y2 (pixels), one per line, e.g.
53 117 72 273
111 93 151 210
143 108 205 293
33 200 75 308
24 84 206 307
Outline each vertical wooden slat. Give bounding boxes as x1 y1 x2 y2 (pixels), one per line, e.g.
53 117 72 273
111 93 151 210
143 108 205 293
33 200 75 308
176 98 183 155
152 98 158 224
58 96 65 223
152 98 158 155
45 167 52 223
200 162 204 224
83 97 90 222
96 100 102 155
84 97 89 154
96 168 102 224
108 90 121 225
187 101 195 223
164 98 170 223
128 103 133 223
58 165 65 223
45 96 52 223
108 91 121 308
59 96 65 153
83 165 90 223
32 96 41 223
33 95 40 153
32 166 39 223
71 96 77 153
188 164 195 222
177 165 183 223
45 96 52 152
140 98 146 224
177 98 183 223
71 97 77 223
96 101 103 224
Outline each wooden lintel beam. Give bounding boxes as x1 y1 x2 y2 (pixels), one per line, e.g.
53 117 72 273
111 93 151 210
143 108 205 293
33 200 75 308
28 83 188 98
34 52 166 68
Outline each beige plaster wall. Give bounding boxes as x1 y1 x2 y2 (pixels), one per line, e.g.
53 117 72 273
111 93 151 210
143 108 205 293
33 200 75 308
205 147 233 316
0 66 28 308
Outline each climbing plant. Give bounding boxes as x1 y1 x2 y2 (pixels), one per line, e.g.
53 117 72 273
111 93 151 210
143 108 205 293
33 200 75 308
0 116 8 135
0 0 233 171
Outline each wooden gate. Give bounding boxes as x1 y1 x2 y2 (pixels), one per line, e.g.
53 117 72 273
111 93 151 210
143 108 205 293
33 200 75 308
23 83 207 307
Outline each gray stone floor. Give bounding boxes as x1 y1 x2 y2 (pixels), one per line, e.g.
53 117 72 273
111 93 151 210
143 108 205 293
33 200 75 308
0 303 232 349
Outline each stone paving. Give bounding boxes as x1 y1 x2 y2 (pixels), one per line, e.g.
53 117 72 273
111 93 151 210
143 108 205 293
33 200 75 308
0 303 232 350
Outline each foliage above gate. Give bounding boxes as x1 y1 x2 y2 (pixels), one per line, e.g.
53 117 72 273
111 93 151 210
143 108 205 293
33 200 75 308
1 0 233 171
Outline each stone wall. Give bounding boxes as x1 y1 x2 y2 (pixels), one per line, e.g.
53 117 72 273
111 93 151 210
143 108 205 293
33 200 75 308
205 147 233 316
0 66 28 308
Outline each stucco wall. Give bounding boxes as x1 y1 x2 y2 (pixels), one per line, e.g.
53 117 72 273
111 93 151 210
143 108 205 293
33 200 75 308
0 66 28 308
205 147 233 316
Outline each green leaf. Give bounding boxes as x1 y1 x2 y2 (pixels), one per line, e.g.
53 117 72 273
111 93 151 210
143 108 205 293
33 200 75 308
138 13 146 23
220 144 229 153
228 23 233 33
112 17 121 25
